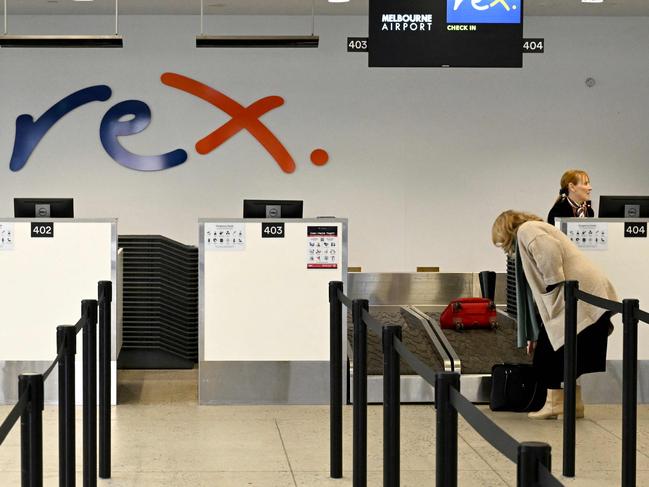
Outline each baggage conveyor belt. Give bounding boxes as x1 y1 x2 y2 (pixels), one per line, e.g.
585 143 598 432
347 306 530 403
412 306 530 374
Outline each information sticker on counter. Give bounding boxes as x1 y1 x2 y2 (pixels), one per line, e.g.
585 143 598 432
0 223 15 250
205 223 246 251
566 222 608 251
307 226 339 269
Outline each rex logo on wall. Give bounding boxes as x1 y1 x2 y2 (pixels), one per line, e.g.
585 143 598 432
8 72 329 174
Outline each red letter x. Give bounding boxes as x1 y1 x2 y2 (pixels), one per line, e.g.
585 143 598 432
161 72 296 174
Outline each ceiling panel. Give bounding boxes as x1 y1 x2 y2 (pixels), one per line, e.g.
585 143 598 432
4 0 649 16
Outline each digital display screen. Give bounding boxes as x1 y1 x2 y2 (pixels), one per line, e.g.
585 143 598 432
369 0 524 68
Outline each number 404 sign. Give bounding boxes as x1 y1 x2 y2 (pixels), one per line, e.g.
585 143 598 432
625 222 647 238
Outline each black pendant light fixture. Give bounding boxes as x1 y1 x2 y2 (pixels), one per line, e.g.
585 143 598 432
0 0 123 48
195 0 319 48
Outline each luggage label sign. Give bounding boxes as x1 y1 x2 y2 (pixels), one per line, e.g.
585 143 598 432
307 226 339 269
205 223 246 251
0 223 14 250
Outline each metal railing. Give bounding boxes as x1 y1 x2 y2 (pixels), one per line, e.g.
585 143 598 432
0 280 113 487
329 280 564 487
562 280 649 487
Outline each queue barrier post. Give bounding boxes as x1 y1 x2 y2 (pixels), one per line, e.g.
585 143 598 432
435 371 459 487
329 281 344 479
19 373 44 487
57 325 77 487
517 442 552 487
98 281 112 479
352 298 369 487
82 300 98 487
622 299 639 487
383 325 401 487
563 280 578 478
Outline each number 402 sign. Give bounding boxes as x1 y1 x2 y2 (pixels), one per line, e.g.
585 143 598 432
31 222 54 238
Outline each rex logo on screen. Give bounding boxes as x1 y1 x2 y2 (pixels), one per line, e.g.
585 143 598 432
448 0 521 24
8 72 329 174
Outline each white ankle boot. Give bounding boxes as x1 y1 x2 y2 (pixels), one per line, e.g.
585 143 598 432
528 386 585 420
528 389 563 420
564 385 585 419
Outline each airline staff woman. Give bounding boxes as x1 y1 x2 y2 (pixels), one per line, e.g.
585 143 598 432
547 169 594 226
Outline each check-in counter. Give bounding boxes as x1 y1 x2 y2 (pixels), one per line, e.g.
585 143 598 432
557 217 649 402
0 218 118 404
557 217 649 359
199 218 347 404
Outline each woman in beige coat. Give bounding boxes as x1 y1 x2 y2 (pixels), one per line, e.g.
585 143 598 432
492 210 617 419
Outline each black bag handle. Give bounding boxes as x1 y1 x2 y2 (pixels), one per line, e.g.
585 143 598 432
502 365 540 412
521 382 540 412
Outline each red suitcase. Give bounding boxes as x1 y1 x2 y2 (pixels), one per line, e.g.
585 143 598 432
439 298 497 331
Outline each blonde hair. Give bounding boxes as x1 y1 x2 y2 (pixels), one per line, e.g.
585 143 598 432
492 210 543 255
555 169 590 204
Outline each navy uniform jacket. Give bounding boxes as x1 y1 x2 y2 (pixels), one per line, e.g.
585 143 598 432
547 197 594 226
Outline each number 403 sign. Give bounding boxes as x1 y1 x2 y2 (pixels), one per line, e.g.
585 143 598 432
262 222 285 238
347 37 369 53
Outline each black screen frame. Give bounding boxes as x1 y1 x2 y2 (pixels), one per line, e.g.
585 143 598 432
13 198 75 218
598 196 649 218
243 200 303 219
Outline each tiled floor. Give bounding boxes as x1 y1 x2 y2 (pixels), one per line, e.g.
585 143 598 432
1 369 648 486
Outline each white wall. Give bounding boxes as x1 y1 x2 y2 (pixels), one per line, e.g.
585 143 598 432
1 15 649 273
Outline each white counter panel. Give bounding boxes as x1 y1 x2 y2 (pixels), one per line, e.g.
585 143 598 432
202 220 345 361
0 219 117 404
0 220 114 360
